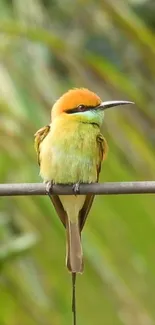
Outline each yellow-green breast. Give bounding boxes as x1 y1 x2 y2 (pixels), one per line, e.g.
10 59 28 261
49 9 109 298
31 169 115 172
39 116 101 184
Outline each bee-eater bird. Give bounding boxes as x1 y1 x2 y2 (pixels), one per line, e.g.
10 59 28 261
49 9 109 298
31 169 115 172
34 88 133 274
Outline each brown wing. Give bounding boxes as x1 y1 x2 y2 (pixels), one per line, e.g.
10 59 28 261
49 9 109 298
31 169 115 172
48 195 67 228
96 133 108 179
79 133 108 231
34 125 50 165
34 125 67 228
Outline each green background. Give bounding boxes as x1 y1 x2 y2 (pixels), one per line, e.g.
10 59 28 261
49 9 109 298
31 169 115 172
0 0 155 324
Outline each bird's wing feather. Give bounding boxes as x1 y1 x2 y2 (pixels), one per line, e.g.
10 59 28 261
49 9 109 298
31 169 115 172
79 133 108 231
96 133 108 178
34 125 50 165
48 195 67 228
79 194 95 231
34 125 67 228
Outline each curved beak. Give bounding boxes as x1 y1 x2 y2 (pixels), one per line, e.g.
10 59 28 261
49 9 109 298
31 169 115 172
98 100 134 111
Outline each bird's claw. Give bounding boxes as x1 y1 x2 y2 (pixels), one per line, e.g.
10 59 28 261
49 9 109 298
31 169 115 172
45 181 54 195
72 183 80 195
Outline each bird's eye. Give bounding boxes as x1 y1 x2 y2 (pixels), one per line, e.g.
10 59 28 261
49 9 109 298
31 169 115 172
78 104 85 112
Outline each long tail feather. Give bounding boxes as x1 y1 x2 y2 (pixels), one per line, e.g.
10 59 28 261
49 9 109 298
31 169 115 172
66 218 83 273
72 272 76 325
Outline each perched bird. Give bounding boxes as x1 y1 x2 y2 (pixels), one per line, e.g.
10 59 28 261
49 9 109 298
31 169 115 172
34 88 133 274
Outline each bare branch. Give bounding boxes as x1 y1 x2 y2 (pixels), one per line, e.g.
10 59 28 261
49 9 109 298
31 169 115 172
0 181 155 196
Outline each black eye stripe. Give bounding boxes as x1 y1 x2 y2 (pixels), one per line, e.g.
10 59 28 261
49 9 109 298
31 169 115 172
78 104 85 112
66 104 98 114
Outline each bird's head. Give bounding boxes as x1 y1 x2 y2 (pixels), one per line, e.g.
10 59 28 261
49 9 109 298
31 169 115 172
51 88 134 126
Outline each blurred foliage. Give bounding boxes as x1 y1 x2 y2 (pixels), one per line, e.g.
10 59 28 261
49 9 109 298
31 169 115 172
0 0 155 324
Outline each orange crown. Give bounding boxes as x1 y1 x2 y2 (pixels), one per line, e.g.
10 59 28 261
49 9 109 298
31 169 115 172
51 88 101 120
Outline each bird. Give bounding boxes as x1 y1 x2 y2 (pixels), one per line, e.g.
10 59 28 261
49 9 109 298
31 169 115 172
34 88 133 274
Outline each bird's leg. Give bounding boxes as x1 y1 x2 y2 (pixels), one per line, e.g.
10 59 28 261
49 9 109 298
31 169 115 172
72 182 80 195
45 181 54 196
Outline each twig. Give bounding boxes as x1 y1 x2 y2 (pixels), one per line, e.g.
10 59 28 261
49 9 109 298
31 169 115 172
0 181 155 196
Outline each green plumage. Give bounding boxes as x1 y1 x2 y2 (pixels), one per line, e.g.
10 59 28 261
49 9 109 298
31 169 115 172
35 96 107 274
39 113 105 184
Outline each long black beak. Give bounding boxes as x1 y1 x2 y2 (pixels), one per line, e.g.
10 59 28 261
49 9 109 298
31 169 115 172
98 100 134 111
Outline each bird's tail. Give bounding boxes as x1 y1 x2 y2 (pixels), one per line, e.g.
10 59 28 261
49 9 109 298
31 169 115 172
66 217 83 273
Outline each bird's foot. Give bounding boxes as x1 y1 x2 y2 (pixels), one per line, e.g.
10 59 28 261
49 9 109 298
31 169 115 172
72 183 80 195
45 181 54 196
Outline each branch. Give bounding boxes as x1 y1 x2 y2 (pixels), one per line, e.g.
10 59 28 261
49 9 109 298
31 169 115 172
0 181 155 196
